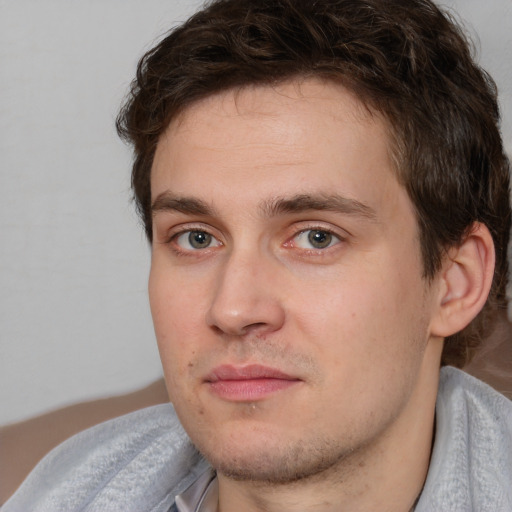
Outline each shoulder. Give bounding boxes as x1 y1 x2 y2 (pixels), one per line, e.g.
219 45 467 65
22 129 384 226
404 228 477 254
417 367 512 511
2 404 208 512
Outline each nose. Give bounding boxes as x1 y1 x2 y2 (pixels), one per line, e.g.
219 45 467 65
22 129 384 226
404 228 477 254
206 250 286 337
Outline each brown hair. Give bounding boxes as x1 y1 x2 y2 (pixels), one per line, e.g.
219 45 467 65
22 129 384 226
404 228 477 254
117 0 511 367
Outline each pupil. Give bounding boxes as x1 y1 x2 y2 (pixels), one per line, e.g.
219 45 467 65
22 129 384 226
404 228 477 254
308 230 331 248
189 231 211 248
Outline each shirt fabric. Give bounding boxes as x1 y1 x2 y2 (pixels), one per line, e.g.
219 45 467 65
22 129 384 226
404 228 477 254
2 367 512 512
174 468 217 512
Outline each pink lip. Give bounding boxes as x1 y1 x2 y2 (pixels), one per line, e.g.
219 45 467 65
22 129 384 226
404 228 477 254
205 365 301 401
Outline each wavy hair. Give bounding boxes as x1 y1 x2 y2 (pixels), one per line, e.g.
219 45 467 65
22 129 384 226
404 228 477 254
117 0 511 367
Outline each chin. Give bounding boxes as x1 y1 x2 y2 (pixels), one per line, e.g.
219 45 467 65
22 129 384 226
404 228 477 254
192 427 350 485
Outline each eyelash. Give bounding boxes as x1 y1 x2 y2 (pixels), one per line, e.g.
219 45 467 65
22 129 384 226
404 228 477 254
287 228 343 251
164 224 346 256
164 224 222 255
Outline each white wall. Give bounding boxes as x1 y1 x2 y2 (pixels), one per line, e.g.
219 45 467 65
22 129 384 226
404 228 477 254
1 0 511 425
0 0 203 425
446 0 512 151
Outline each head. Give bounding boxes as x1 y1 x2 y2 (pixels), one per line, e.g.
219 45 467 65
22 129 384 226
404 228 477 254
117 1 511 497
118 0 510 369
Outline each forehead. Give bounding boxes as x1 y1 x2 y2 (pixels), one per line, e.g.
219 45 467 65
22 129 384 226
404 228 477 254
151 79 405 222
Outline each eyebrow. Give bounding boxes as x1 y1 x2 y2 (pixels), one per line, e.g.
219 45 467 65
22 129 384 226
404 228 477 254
261 193 378 221
152 194 214 217
151 192 377 221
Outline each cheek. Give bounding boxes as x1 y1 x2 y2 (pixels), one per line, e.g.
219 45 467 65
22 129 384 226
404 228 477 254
149 261 207 335
148 267 205 389
294 260 425 364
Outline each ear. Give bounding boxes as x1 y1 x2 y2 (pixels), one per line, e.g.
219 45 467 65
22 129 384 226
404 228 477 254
430 222 495 338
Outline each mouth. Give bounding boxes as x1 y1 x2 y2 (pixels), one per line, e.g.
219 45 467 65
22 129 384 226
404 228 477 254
205 364 302 402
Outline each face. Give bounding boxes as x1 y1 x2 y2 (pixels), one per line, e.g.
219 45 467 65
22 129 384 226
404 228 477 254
149 80 442 483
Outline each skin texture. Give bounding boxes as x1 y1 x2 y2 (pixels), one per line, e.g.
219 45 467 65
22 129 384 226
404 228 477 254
149 79 449 512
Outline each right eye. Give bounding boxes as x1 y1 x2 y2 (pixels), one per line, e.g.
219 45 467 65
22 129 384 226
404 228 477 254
174 230 222 250
292 229 341 250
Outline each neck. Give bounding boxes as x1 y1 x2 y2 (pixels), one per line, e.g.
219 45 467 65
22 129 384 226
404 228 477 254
216 349 442 512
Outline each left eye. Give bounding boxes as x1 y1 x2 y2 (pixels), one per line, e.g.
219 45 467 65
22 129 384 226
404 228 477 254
174 230 222 250
293 229 341 249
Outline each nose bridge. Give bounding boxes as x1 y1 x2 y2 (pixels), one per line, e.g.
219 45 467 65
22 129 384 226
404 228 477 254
206 245 285 336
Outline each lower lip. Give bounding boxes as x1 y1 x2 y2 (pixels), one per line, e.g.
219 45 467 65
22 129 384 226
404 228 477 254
208 378 299 401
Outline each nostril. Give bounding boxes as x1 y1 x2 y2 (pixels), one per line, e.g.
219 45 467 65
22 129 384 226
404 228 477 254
243 322 268 334
209 321 268 337
209 324 225 335
205 274 286 335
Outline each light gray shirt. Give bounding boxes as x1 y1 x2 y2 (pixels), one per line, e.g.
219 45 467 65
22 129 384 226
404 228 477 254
174 469 217 512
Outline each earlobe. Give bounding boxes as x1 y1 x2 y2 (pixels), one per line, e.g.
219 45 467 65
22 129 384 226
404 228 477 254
430 223 495 338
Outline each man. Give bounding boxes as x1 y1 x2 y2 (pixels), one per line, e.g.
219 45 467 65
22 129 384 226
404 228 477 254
4 0 511 510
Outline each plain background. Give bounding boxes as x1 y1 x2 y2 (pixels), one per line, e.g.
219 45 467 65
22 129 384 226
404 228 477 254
1 0 511 426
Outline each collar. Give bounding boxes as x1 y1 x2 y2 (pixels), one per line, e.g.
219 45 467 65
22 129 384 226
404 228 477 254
175 467 218 512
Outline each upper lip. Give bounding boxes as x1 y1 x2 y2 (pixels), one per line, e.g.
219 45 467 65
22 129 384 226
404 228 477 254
205 364 299 382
